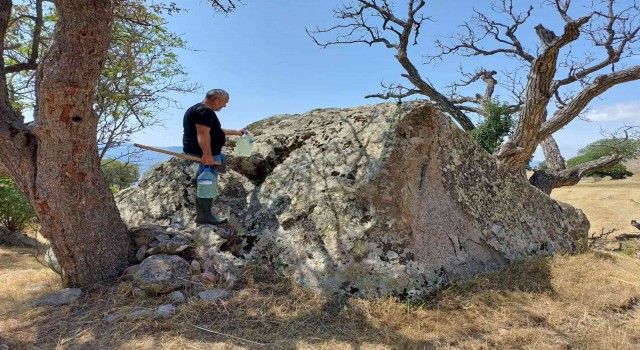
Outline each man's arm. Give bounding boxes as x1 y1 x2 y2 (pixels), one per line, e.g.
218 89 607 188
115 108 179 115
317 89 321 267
196 124 215 165
223 128 249 136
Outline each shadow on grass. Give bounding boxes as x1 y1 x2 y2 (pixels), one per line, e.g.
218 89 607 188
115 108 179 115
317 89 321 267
0 266 436 349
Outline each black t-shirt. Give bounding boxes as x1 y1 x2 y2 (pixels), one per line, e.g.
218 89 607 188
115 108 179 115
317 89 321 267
182 103 226 156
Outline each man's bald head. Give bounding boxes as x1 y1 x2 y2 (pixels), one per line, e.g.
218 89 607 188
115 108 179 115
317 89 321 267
204 89 229 111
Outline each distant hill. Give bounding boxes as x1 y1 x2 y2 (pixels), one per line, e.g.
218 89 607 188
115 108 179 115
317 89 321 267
104 144 184 179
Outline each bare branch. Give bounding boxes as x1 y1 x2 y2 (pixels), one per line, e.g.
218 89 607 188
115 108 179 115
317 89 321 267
4 0 42 74
551 0 640 91
0 0 37 197
427 0 535 63
364 81 421 100
541 65 640 138
308 0 475 130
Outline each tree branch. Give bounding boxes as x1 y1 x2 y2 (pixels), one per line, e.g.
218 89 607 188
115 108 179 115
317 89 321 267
4 0 43 74
496 14 592 168
529 153 622 194
541 65 640 138
0 0 37 198
308 0 476 130
427 0 536 63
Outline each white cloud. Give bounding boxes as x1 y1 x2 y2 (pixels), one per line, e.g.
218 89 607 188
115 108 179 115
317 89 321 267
585 102 640 122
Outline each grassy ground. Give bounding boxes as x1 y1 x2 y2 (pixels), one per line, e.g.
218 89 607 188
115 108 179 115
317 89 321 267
1 170 640 349
551 159 640 236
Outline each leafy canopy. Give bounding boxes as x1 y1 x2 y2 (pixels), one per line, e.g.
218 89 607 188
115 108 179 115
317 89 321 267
6 0 197 162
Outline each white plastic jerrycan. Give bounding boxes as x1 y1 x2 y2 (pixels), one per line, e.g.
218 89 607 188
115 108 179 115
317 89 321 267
234 131 254 157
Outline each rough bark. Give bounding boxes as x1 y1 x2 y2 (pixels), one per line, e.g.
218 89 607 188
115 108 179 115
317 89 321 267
496 18 589 169
0 0 133 286
541 136 566 171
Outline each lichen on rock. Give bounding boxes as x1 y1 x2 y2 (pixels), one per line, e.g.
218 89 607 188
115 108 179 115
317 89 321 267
116 102 589 299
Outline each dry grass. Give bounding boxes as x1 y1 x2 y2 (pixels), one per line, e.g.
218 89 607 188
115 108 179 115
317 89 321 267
1 248 640 349
2 169 640 349
551 159 640 236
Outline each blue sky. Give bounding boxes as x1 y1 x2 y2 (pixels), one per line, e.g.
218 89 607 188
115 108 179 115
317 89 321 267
133 0 640 162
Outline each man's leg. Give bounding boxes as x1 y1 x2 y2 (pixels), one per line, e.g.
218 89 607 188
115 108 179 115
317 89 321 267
194 157 228 225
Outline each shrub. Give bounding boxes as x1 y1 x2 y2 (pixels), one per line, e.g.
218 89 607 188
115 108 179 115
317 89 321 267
470 101 514 154
0 174 35 231
101 158 140 192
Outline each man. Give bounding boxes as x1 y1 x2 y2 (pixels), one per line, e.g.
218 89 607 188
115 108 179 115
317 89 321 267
183 89 247 225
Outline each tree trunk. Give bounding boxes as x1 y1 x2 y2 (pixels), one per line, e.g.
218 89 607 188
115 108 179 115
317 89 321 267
540 136 566 171
0 0 133 286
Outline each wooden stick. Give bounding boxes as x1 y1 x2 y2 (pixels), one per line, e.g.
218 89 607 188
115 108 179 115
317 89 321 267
133 143 221 165
609 276 640 287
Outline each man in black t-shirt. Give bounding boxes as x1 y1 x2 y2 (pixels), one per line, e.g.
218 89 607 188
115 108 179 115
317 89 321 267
183 89 247 225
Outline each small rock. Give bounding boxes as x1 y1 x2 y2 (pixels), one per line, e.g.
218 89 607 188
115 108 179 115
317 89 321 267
604 242 621 251
106 312 124 323
133 254 191 294
122 264 141 281
128 225 165 248
34 288 83 306
146 236 192 256
166 225 182 234
208 251 246 288
194 227 226 249
191 260 202 274
136 246 147 261
202 259 215 273
126 308 152 320
199 272 218 284
44 248 63 275
167 291 186 304
156 234 171 242
155 304 176 319
198 289 232 301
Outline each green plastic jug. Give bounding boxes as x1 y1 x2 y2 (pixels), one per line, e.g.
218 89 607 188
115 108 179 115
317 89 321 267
234 133 254 157
196 167 218 199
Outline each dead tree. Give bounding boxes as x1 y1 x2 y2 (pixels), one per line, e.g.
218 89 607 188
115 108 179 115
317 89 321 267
308 0 640 193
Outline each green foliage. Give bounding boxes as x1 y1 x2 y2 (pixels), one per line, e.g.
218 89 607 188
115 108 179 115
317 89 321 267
566 138 640 179
101 159 140 192
6 1 197 160
0 174 35 232
470 101 515 154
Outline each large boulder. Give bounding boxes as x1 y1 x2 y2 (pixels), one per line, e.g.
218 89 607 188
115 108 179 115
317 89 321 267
117 102 589 298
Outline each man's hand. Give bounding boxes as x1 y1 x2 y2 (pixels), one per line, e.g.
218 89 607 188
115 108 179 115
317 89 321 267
223 128 249 136
201 154 216 165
